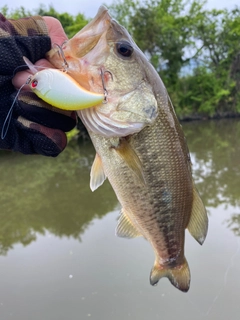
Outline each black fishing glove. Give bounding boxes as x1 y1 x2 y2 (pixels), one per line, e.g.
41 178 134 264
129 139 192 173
0 14 76 156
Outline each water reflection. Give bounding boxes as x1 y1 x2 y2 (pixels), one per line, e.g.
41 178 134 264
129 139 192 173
227 213 240 236
183 119 240 236
0 140 117 255
0 119 240 255
1 119 240 320
183 119 240 209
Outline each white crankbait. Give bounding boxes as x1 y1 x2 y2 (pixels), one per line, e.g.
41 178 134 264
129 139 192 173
23 57 104 110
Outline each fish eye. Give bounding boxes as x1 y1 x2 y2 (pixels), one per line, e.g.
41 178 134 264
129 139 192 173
115 41 133 58
31 80 38 88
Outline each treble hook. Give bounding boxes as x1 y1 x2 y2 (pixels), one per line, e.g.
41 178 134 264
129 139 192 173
53 42 69 72
100 69 113 103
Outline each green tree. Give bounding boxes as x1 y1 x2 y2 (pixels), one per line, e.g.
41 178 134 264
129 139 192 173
0 5 32 19
188 7 240 116
0 4 89 38
109 1 206 88
35 5 89 38
109 0 240 118
2 1 240 118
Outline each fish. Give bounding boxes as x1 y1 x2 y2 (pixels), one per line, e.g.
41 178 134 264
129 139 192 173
47 6 208 292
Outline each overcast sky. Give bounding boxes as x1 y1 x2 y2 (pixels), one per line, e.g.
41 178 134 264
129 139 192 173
2 0 240 18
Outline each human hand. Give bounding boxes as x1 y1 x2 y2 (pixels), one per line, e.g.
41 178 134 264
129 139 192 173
0 15 76 156
12 16 68 88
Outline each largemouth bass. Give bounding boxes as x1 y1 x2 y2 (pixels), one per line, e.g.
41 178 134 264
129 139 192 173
48 6 208 292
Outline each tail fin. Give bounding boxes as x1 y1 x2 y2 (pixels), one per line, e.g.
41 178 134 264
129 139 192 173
150 257 190 292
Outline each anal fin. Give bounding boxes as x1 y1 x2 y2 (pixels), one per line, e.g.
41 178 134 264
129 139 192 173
90 153 106 191
116 209 142 238
187 186 208 245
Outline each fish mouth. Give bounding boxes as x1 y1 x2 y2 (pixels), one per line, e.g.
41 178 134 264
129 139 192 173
46 6 139 113
46 6 113 93
69 6 111 58
47 6 111 62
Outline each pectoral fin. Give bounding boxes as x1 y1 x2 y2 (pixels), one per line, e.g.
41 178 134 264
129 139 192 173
187 186 208 245
116 209 142 238
113 138 145 185
90 153 106 191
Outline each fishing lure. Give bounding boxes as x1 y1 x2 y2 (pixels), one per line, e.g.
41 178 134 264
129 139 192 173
1 57 106 140
24 57 105 111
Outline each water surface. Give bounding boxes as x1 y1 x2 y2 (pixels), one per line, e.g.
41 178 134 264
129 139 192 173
0 119 240 320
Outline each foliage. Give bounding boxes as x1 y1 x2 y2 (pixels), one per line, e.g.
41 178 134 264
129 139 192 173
176 67 236 117
35 5 89 38
0 5 32 19
109 0 240 118
0 4 89 38
110 0 203 85
1 1 240 118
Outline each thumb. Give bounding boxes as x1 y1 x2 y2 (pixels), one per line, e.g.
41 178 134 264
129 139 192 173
43 16 68 45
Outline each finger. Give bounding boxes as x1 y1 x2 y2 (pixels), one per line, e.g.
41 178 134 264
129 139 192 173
12 59 57 89
17 91 77 132
43 16 68 45
12 70 32 89
34 59 55 69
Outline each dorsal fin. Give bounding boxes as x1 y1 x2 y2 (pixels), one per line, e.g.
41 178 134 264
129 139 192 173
116 209 142 238
90 153 106 191
187 186 208 245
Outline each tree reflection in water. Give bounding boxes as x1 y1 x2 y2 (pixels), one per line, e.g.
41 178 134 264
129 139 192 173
0 140 117 255
183 119 240 235
0 118 240 254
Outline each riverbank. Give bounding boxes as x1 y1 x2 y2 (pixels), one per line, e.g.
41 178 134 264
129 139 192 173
179 112 240 122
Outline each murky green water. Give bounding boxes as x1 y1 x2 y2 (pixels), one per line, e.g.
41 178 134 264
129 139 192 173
0 119 240 320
